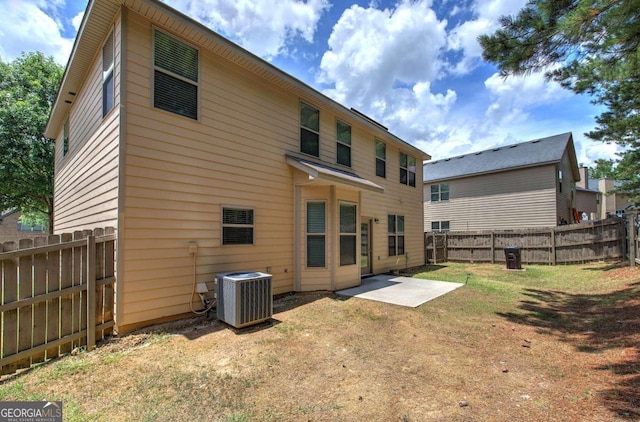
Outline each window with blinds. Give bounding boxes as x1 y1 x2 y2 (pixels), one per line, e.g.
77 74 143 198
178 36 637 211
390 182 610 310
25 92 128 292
102 30 114 117
306 202 326 267
222 207 254 245
339 202 357 266
153 30 198 119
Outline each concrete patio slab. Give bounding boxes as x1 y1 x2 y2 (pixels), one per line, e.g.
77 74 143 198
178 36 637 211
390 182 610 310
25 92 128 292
337 275 464 307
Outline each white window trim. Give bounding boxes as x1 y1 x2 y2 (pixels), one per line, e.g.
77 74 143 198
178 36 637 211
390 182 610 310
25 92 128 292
431 183 450 202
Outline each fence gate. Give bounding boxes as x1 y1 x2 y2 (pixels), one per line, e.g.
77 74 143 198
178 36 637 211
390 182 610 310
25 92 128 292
0 228 116 376
425 233 446 264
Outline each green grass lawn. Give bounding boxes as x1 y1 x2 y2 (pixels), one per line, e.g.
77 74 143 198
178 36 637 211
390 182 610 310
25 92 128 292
0 262 637 421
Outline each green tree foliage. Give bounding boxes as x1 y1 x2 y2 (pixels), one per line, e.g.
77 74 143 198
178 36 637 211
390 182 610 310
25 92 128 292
588 158 616 179
479 0 640 203
0 52 63 233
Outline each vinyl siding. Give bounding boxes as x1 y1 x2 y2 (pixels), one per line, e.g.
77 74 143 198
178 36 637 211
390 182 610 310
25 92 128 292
53 13 121 232
556 149 576 222
118 11 425 327
424 165 558 231
121 12 297 326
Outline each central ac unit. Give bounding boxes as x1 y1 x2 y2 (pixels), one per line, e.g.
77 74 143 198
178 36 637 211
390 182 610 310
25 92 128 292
215 271 272 328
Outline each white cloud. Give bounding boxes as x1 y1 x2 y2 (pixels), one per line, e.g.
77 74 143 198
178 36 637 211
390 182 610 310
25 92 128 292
0 0 74 64
447 0 527 75
318 0 451 144
165 0 330 59
71 11 84 31
483 71 571 125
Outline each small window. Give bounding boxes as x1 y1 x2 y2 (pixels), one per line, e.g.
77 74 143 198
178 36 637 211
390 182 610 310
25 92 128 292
222 207 254 245
388 214 405 256
63 120 69 156
558 169 563 193
431 221 450 232
430 183 449 202
375 139 386 178
300 102 320 157
306 202 326 267
102 30 114 117
336 120 351 167
400 152 416 187
154 29 199 119
339 202 357 266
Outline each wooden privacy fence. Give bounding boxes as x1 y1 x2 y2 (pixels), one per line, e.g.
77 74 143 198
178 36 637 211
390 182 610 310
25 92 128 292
1 228 116 376
425 219 625 265
630 212 639 267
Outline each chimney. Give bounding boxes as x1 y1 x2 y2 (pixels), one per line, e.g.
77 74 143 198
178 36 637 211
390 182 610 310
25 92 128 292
577 166 588 189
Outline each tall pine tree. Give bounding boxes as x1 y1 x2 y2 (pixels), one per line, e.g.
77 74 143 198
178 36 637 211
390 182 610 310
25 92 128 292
479 0 639 203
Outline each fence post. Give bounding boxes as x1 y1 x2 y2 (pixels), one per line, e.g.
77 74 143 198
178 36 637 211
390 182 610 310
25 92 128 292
86 235 96 351
550 228 556 265
490 232 495 264
433 234 437 264
629 217 636 268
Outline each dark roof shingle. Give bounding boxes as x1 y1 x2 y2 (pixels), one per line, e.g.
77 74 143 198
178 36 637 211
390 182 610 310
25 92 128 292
423 132 574 183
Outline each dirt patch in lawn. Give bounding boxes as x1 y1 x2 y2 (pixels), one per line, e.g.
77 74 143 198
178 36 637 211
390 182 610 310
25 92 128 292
1 263 638 421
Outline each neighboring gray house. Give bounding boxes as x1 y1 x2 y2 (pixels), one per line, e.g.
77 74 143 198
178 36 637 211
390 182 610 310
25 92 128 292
575 167 600 221
423 132 580 231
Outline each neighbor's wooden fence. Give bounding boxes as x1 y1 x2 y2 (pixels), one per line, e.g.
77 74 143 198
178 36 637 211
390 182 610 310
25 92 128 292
425 219 625 265
0 228 116 376
630 213 639 267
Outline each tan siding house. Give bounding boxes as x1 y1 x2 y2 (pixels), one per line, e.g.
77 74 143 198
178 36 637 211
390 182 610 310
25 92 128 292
0 211 46 242
423 133 580 231
45 0 430 332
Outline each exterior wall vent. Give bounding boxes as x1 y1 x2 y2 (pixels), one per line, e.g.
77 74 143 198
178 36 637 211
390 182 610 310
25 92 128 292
215 272 273 328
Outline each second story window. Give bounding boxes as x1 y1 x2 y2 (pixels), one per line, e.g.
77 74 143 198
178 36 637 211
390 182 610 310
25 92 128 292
336 120 351 166
375 139 386 178
63 119 69 157
102 30 114 117
154 30 199 120
300 102 320 157
430 183 449 202
558 169 563 193
400 152 416 187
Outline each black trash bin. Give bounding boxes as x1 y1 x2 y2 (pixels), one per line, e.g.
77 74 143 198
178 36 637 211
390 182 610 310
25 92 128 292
504 246 522 270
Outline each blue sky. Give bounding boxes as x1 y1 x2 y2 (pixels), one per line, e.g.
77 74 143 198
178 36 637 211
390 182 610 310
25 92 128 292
0 0 619 164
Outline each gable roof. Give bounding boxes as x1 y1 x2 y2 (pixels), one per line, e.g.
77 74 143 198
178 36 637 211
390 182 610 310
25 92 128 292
45 0 429 161
423 132 578 183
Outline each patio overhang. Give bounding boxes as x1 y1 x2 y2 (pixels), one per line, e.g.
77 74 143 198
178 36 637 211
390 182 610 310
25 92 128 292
286 155 384 193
